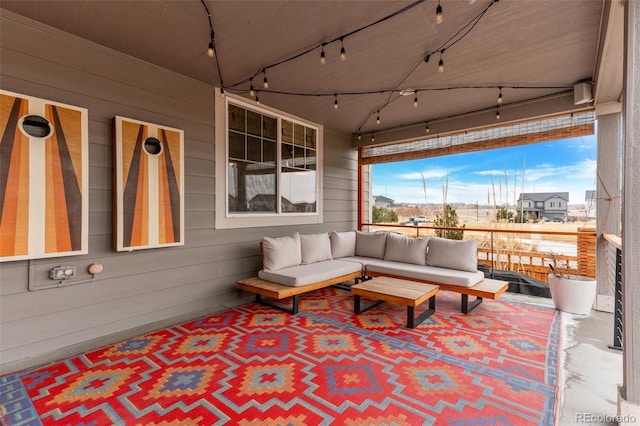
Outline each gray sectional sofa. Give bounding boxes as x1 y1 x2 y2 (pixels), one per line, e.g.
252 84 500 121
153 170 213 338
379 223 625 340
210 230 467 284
258 230 485 289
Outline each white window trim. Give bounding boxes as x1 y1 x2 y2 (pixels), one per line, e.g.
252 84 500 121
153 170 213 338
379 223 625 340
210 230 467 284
214 88 323 229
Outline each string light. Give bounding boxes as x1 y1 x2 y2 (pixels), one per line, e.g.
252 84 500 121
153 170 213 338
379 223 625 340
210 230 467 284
413 92 419 108
334 94 339 110
376 111 381 125
358 133 362 140
425 122 430 133
436 1 443 24
263 70 269 89
371 133 375 143
320 44 326 65
220 87 225 97
496 106 500 119
249 78 255 97
255 92 260 105
497 87 503 104
340 38 346 61
207 41 214 58
438 50 445 73
469 0 476 4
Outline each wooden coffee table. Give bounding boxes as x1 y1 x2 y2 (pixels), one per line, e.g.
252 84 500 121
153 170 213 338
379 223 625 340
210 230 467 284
351 276 439 328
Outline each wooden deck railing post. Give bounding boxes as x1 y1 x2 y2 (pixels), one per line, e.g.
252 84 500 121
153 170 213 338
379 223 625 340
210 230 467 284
577 227 597 278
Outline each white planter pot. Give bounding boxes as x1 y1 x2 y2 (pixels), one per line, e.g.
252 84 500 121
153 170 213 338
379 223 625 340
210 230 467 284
548 274 597 315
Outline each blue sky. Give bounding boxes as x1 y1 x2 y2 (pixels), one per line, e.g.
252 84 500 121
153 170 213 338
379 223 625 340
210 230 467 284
372 134 597 206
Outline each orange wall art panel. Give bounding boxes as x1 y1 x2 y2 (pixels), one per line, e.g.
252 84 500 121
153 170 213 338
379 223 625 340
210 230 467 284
114 116 184 251
0 90 88 262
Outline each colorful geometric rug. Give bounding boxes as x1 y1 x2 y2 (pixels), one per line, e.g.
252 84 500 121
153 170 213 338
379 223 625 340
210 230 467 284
0 287 562 425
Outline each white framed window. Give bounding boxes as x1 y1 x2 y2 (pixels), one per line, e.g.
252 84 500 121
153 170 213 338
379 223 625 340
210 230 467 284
215 89 323 229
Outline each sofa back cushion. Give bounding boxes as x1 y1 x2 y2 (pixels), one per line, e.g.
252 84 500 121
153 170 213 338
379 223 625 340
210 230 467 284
383 233 429 265
300 233 333 264
330 231 356 258
355 231 387 259
426 237 478 272
262 232 302 271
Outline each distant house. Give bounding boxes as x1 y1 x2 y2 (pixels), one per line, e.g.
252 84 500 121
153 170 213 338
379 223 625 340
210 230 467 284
517 192 569 221
374 195 395 208
585 190 596 218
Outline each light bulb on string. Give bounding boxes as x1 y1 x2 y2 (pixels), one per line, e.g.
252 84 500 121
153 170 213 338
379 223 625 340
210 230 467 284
468 0 476 4
371 133 375 143
249 78 255 97
497 87 503 104
255 92 260 105
496 106 500 119
263 70 269 89
358 133 362 141
220 87 225 97
436 1 443 24
376 111 380 125
207 41 214 58
320 44 326 65
334 94 339 110
414 92 419 108
438 50 445 73
340 38 346 61
425 122 430 133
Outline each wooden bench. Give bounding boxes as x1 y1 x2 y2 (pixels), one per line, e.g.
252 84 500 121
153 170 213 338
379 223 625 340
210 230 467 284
236 271 362 314
351 276 439 328
366 272 509 313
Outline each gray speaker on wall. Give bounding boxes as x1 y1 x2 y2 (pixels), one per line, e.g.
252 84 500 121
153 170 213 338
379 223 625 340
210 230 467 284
574 82 593 105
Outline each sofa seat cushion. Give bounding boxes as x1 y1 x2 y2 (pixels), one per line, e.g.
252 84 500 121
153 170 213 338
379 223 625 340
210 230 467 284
366 260 484 287
258 260 362 287
335 256 382 268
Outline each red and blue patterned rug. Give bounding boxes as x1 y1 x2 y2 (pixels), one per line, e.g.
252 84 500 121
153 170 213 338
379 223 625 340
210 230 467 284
0 287 561 425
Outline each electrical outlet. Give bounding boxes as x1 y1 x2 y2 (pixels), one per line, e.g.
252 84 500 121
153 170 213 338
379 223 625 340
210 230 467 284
50 266 76 280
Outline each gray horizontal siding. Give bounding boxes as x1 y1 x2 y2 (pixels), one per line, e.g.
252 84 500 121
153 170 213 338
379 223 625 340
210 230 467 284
0 10 358 371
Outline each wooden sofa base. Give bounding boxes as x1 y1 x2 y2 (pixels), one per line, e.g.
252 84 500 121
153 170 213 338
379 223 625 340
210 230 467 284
237 272 362 314
365 272 509 313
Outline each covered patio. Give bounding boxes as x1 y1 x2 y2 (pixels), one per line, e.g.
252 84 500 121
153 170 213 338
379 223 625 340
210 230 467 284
0 0 638 423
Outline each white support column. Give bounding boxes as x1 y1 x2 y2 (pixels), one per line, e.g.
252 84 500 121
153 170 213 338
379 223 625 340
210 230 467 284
595 110 621 312
619 0 640 420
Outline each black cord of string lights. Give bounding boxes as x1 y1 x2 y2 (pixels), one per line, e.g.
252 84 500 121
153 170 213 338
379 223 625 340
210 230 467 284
200 0 225 92
224 0 427 90
356 0 500 133
202 0 573 136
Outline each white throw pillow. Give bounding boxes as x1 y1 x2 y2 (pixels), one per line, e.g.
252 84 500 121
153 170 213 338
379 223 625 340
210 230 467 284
300 233 333 264
426 237 478 272
262 232 302 271
330 231 356 258
355 231 387 259
383 233 429 265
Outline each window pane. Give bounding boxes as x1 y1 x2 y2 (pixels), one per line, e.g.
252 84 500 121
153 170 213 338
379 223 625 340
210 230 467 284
247 136 261 162
282 120 293 143
229 105 245 132
294 123 305 146
247 110 261 136
306 148 316 170
264 140 276 164
306 128 316 148
281 170 316 213
294 145 305 166
229 131 245 160
228 161 276 213
282 143 293 164
263 116 276 140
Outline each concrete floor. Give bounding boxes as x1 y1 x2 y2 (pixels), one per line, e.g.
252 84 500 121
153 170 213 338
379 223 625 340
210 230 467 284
503 293 623 425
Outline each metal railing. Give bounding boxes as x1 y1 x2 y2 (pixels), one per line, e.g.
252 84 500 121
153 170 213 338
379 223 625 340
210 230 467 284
604 233 623 350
